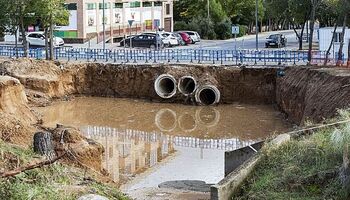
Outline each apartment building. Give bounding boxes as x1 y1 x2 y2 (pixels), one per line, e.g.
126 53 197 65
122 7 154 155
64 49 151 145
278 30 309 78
56 0 174 43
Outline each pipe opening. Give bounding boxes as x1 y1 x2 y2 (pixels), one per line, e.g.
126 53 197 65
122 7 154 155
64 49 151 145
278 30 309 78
195 86 220 106
178 76 197 96
154 74 177 99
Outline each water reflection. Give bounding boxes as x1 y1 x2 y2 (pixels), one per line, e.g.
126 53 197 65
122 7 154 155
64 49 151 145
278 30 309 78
35 97 291 187
81 125 256 184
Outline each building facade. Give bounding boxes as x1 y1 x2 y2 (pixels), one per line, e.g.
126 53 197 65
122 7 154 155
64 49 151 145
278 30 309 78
318 27 350 60
57 0 174 43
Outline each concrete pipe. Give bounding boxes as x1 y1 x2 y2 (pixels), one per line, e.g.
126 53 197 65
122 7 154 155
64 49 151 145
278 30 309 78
195 85 221 106
178 76 198 96
154 74 177 99
155 108 177 132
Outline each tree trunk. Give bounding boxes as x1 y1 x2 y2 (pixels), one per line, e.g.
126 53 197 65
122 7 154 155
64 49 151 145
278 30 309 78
44 28 49 60
337 14 348 66
49 16 54 60
307 3 316 64
14 27 18 59
20 15 28 57
33 131 55 158
324 23 338 65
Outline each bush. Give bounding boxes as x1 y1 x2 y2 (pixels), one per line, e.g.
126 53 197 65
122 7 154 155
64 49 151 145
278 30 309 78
174 21 188 31
215 18 232 40
238 25 248 37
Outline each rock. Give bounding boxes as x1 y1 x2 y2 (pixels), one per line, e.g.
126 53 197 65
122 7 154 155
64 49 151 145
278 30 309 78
77 194 109 200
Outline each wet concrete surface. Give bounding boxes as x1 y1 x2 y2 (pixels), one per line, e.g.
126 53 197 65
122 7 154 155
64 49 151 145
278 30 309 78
35 97 291 197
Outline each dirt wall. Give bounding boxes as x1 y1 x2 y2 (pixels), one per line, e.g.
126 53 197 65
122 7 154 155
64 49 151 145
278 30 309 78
0 59 278 105
0 76 37 144
276 67 350 124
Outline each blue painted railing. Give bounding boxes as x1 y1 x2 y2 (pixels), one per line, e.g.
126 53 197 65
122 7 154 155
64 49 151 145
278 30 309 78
0 45 340 65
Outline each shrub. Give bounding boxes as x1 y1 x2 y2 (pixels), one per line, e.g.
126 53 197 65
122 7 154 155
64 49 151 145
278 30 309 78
215 18 232 40
238 25 248 37
174 21 188 31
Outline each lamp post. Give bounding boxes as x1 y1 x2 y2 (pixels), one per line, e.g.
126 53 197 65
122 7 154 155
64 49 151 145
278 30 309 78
207 0 210 24
102 0 106 50
255 0 258 51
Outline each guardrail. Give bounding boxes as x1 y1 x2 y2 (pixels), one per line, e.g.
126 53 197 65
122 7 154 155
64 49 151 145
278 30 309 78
0 45 341 65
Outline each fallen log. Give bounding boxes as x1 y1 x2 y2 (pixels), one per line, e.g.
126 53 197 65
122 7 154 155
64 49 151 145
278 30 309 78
0 152 67 178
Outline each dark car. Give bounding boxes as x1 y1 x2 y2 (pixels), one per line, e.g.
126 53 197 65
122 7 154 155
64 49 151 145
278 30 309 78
265 34 287 48
177 32 192 45
120 34 163 49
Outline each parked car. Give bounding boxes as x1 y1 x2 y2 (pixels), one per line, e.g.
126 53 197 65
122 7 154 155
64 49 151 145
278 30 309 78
161 32 180 47
265 34 287 48
120 34 163 49
173 32 186 46
26 32 64 47
177 32 192 45
183 31 201 44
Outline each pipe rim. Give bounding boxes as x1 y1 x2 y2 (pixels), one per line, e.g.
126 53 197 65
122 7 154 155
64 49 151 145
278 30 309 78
178 112 197 132
155 108 177 132
195 107 220 127
154 74 177 99
195 85 221 106
178 76 198 96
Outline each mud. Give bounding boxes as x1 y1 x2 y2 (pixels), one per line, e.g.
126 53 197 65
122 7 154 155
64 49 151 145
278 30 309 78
276 67 350 124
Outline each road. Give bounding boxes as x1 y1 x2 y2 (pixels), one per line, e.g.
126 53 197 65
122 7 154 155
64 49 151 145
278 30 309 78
64 30 299 51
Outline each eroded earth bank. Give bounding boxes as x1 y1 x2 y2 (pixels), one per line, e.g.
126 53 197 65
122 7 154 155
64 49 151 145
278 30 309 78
0 58 349 199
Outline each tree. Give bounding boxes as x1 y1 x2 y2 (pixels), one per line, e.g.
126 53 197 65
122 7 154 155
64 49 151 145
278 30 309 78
307 0 322 64
0 0 34 57
336 0 350 66
34 0 68 60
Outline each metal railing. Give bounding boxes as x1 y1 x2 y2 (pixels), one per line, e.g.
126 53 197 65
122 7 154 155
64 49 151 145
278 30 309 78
0 45 341 65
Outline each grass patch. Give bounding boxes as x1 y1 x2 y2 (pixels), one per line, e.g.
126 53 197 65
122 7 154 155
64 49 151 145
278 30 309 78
0 141 129 200
235 124 349 200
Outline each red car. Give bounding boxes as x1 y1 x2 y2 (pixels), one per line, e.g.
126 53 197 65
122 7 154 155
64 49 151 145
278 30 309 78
177 32 193 45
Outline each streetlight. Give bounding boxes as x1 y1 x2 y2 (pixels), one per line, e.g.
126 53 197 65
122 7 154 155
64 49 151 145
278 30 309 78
255 0 258 51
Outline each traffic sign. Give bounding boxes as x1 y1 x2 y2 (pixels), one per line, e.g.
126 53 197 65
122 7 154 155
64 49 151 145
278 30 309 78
232 26 239 34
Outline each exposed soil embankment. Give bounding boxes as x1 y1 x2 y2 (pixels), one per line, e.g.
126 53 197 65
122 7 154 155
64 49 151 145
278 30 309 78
0 76 37 144
277 67 350 124
0 59 278 105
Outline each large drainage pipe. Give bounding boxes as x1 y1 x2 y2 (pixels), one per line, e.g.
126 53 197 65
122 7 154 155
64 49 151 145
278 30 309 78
178 76 197 96
154 74 177 99
195 85 221 106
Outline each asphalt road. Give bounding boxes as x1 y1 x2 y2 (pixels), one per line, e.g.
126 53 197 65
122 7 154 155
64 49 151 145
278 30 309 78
174 30 299 51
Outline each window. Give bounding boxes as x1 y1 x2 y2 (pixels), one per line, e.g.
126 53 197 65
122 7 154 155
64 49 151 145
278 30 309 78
129 1 140 8
166 4 170 15
114 3 123 8
86 3 96 10
99 3 110 9
154 1 162 6
143 2 152 7
333 32 343 43
65 3 77 10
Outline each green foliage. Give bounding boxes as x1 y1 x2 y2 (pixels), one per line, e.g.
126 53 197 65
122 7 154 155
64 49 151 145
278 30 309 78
238 25 248 37
235 123 349 199
214 18 232 40
174 21 188 31
0 142 129 200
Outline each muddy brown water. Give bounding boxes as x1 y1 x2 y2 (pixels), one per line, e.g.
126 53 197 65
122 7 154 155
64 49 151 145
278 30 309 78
36 97 291 191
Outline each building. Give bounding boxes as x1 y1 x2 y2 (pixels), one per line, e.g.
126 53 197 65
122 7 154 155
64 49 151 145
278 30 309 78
318 27 350 60
56 0 174 43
